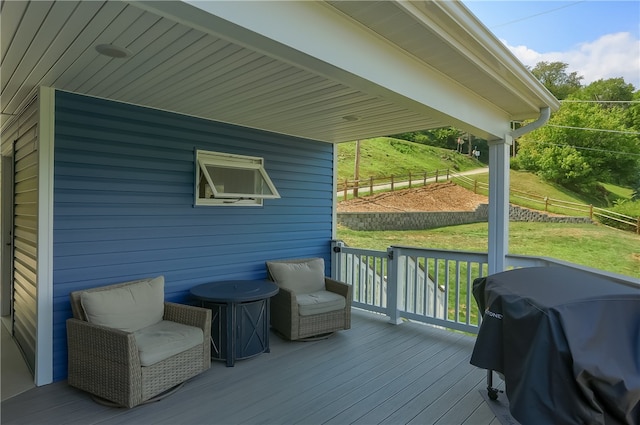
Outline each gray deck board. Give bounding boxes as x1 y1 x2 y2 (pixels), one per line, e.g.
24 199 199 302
1 309 498 425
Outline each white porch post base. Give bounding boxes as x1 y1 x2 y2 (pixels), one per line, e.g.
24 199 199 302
386 247 403 325
487 135 512 275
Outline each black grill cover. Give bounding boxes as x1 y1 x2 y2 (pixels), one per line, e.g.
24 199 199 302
470 266 640 425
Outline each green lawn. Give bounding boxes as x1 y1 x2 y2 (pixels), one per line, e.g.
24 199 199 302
601 182 634 201
337 137 479 181
337 222 640 279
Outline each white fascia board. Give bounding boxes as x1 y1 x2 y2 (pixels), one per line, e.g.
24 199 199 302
132 1 513 139
431 1 560 113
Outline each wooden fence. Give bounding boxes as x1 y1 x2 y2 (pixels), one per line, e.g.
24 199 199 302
338 168 450 200
336 169 639 234
452 173 640 234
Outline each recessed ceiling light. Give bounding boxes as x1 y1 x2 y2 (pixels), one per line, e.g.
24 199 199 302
95 44 132 59
342 115 360 122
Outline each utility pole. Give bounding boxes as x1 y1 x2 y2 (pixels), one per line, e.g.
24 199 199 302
511 121 516 157
354 139 360 197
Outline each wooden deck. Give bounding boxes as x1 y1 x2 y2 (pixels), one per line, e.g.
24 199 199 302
1 309 502 425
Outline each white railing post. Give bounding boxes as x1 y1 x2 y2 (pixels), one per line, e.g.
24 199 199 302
331 240 345 280
386 247 402 324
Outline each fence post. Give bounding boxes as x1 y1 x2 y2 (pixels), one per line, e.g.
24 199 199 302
589 205 593 220
435 169 439 183
544 197 549 212
408 172 412 188
423 172 427 186
447 168 450 180
474 179 478 194
391 175 394 191
369 176 373 195
386 247 402 325
343 179 348 201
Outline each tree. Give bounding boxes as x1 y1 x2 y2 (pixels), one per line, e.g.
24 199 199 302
429 127 464 150
514 79 640 191
572 78 635 103
624 90 640 131
530 61 583 99
632 173 640 201
390 127 462 149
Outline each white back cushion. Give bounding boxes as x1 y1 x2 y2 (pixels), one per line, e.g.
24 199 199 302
81 276 165 332
267 258 326 294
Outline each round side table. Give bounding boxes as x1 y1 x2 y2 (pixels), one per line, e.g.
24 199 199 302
190 280 279 367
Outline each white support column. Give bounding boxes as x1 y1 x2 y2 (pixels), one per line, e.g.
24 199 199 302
36 86 55 386
487 135 512 275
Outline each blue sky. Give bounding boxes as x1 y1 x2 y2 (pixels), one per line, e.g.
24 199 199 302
462 1 640 89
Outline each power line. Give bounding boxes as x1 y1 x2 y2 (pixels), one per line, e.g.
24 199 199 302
547 143 640 158
526 140 640 158
491 1 585 29
560 100 640 104
546 124 640 136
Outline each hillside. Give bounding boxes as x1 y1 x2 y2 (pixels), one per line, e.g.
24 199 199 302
338 137 636 212
338 182 487 212
337 137 481 180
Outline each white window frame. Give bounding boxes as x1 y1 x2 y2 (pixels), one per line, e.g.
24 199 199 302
195 150 280 206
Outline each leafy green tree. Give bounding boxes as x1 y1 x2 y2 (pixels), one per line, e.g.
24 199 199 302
390 127 490 163
537 144 594 186
530 61 583 99
428 127 464 149
632 175 640 201
571 78 635 103
514 79 640 191
624 90 640 131
390 127 462 149
515 136 597 191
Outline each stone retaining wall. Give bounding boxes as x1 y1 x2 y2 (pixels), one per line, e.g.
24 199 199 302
337 204 593 231
509 205 593 224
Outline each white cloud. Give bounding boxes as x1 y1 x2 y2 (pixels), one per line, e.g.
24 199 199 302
504 32 640 89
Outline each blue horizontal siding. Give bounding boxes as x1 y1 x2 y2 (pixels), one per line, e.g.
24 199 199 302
52 91 335 381
52 221 331 239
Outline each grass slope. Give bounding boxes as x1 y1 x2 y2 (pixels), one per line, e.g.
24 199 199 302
339 138 636 211
337 137 480 181
465 170 632 209
338 222 640 278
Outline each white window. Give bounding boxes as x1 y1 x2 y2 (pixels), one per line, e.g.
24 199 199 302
195 150 280 206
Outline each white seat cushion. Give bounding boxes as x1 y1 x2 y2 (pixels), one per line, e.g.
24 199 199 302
297 290 346 316
134 320 204 367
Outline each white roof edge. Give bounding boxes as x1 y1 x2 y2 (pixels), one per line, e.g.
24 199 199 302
434 1 560 112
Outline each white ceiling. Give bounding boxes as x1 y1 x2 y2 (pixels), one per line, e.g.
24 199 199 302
1 0 558 143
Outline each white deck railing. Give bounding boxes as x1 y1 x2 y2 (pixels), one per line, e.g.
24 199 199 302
331 241 640 334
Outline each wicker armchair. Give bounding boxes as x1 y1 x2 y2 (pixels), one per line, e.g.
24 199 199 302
66 277 211 408
266 258 351 340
